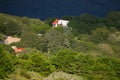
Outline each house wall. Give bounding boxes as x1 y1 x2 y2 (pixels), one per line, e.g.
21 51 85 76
52 19 69 27
4 36 21 44
58 20 69 26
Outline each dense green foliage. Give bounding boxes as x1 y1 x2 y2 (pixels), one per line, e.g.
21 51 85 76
105 11 120 29
0 12 120 80
0 45 15 79
21 17 50 34
90 27 111 43
19 31 47 52
0 14 22 36
0 13 50 36
67 12 120 36
45 29 71 53
18 50 55 76
52 49 120 80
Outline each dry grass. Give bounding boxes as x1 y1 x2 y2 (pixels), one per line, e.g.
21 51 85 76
108 33 120 43
97 43 114 54
43 71 84 80
5 69 42 80
5 70 84 80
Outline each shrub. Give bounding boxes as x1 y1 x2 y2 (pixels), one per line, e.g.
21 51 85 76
90 27 110 43
18 31 48 52
19 51 55 76
108 34 117 44
97 43 114 54
20 70 31 79
45 29 71 53
0 14 22 36
21 17 50 34
71 40 95 53
51 49 78 72
0 45 15 79
52 49 120 79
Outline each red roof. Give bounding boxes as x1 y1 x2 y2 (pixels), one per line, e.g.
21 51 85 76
14 48 24 54
17 48 24 51
52 19 59 24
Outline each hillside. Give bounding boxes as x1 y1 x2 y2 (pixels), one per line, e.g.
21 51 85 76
0 12 120 80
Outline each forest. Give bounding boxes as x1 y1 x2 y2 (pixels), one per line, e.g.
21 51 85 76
0 11 120 80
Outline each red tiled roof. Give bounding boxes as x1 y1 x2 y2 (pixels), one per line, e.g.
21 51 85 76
17 48 24 51
52 19 59 24
15 48 24 54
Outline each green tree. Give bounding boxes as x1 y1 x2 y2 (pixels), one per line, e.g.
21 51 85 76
77 14 99 25
30 53 55 76
68 21 90 35
68 14 101 35
105 11 120 29
0 34 5 44
90 27 111 43
51 49 78 73
52 49 120 80
45 29 70 53
44 17 57 26
19 51 55 76
0 14 22 36
0 45 15 79
22 18 50 34
18 31 48 52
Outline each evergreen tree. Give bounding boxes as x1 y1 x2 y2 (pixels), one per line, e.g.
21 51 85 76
0 45 15 79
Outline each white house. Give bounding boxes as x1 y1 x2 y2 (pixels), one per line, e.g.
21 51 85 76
4 36 21 45
52 19 69 27
11 46 24 55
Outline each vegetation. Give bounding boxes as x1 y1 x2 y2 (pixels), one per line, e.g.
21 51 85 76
18 50 55 76
0 12 120 80
0 45 15 79
0 14 22 36
52 49 120 80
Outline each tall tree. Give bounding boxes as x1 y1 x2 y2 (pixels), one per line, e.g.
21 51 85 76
0 45 15 79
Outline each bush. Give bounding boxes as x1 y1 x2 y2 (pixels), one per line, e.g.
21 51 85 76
17 31 48 52
20 70 31 79
19 51 55 76
51 49 120 80
51 49 78 72
0 45 15 79
0 14 22 36
45 29 71 53
108 34 117 44
21 17 50 34
97 43 114 55
71 40 95 53
90 27 110 43
105 11 120 29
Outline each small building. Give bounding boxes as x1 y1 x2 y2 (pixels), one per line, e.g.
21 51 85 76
4 36 21 45
11 46 24 56
52 19 69 27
